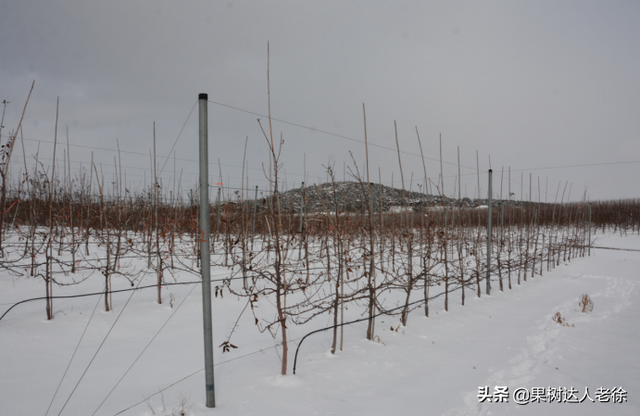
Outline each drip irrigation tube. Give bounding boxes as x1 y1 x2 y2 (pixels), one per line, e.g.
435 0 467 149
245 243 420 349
0 275 239 323
292 284 465 374
0 266 338 322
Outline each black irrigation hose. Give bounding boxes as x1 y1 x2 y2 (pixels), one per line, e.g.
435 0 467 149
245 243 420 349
592 246 640 252
0 274 246 323
3 255 151 269
0 264 338 322
292 283 465 375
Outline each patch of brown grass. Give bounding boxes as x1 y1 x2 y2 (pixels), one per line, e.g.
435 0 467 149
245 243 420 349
579 294 594 313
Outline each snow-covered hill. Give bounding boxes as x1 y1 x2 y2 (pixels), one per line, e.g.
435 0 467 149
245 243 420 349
256 181 528 213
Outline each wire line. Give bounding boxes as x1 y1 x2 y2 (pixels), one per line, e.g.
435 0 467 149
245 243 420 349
159 98 198 177
45 293 103 416
91 282 199 415
56 274 145 416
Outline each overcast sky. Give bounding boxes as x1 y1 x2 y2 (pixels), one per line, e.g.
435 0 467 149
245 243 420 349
1 0 639 203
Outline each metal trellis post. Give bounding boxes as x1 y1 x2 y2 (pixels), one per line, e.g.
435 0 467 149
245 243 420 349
198 93 215 408
486 169 493 295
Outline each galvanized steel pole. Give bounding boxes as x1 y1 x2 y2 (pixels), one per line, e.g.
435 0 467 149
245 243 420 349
588 202 592 256
199 93 215 408
486 169 493 295
298 182 305 260
251 185 258 251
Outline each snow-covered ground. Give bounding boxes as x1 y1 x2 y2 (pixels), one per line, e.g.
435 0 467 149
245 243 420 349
1 232 638 415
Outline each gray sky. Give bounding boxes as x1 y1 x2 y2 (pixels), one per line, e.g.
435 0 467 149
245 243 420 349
1 0 639 202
